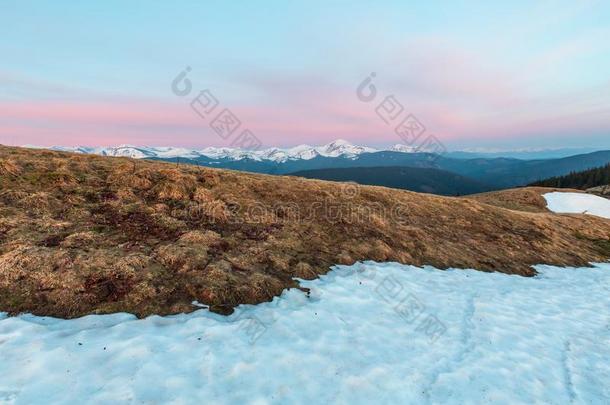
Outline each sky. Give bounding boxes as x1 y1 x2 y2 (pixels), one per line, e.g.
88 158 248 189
1 0 609 151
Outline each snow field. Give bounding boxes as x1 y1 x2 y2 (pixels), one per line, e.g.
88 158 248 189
544 192 610 219
1 262 610 404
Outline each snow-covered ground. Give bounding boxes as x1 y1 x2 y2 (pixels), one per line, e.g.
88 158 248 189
544 191 610 219
1 262 610 404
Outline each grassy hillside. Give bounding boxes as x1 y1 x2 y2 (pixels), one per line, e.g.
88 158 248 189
289 166 492 196
1 145 610 318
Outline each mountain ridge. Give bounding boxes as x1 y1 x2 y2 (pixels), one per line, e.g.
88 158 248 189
24 140 600 162
289 166 493 196
20 143 610 192
25 139 403 162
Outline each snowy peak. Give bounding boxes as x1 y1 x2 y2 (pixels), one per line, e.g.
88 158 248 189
316 139 377 158
390 144 418 153
285 144 321 160
98 145 157 159
38 140 414 162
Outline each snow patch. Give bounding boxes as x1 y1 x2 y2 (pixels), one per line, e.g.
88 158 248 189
544 192 610 219
1 262 610 403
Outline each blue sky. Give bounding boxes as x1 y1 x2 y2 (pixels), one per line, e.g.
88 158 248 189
1 0 609 150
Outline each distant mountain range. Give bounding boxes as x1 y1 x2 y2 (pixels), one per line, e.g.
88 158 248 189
290 166 493 196
445 148 598 160
28 139 594 162
25 140 610 194
33 140 416 162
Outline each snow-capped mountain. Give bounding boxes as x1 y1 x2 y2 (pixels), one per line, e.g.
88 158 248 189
97 146 156 159
38 140 409 163
316 139 377 158
390 144 419 153
60 145 202 160
38 145 174 160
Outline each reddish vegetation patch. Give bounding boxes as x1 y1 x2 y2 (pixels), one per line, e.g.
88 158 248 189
1 145 610 318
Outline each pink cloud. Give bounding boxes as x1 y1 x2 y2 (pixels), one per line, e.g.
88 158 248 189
0 99 215 147
0 95 387 148
1 65 609 149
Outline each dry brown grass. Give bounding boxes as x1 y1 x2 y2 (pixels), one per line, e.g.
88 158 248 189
587 185 610 197
467 187 582 213
1 145 610 318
